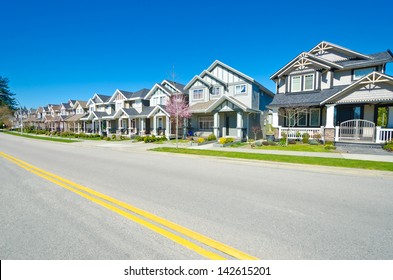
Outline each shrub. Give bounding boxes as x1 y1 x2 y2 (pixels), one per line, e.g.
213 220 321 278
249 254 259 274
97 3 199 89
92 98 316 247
288 139 296 144
160 135 168 141
105 137 111 141
219 137 234 145
281 132 287 139
197 137 205 144
314 133 322 140
279 138 287 146
267 140 277 146
255 140 263 147
207 134 216 141
383 141 393 152
324 144 336 150
295 131 302 138
134 135 144 141
302 132 310 143
309 139 319 145
111 134 116 140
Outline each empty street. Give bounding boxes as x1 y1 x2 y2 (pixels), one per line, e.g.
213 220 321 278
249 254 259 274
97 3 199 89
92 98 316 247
1 132 392 259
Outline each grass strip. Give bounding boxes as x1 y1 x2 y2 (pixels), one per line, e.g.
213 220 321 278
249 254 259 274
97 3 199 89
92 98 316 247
2 131 80 143
150 147 393 172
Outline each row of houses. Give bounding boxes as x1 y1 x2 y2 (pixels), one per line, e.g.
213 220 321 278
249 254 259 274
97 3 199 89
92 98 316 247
14 41 393 143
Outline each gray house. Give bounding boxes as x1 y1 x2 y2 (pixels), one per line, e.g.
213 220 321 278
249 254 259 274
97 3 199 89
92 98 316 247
185 60 274 139
268 41 393 143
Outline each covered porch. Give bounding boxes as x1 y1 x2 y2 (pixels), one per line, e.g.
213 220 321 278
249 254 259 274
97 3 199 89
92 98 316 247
271 72 393 143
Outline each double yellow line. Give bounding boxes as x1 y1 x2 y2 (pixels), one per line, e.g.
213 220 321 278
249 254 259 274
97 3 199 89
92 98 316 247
0 151 257 260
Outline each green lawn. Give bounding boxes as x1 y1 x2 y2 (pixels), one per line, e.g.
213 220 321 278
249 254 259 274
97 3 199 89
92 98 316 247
150 147 393 172
2 131 80 143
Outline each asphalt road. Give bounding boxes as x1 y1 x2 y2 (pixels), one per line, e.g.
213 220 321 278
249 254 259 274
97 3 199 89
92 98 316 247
1 132 392 259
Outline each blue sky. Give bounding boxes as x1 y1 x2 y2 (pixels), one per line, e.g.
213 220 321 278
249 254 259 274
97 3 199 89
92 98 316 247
1 0 393 108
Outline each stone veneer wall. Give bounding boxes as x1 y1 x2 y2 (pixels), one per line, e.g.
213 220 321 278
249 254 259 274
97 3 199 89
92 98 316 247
324 128 335 142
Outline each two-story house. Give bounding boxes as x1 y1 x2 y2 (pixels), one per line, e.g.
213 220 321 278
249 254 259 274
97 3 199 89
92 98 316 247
65 100 88 133
81 94 113 134
185 60 274 139
268 41 393 143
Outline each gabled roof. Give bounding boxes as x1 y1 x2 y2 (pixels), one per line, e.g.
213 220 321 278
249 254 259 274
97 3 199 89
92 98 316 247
131 88 150 99
73 100 88 109
334 51 393 69
270 52 343 79
108 89 128 103
65 114 86 122
321 72 393 104
184 75 212 90
147 104 170 118
162 80 185 93
61 103 71 109
309 41 371 60
201 70 227 87
206 95 259 113
110 107 139 119
145 83 173 99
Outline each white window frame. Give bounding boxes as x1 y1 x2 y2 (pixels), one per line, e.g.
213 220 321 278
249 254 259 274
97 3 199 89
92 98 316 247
309 108 320 126
303 74 314 91
291 75 301 92
353 67 376 80
211 86 221 97
198 116 214 130
235 84 247 95
192 89 204 100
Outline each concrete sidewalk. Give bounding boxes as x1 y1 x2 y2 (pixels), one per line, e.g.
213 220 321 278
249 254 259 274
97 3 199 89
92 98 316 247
71 139 393 163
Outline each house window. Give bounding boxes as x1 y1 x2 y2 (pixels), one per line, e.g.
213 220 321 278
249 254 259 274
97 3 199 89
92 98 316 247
291 76 301 92
198 116 214 130
310 109 320 126
160 96 166 105
303 74 314 91
235 84 247 95
212 87 220 97
193 89 204 100
298 111 307 126
353 67 375 80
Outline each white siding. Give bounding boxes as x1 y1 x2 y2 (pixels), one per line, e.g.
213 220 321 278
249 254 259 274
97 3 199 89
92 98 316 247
338 83 393 103
333 70 353 86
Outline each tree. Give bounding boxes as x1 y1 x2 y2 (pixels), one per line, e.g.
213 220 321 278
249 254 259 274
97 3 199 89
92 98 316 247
278 106 308 145
251 125 261 141
0 77 17 110
165 94 191 148
0 106 12 128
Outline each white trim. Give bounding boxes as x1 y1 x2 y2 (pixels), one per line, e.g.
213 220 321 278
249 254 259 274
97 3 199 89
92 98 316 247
303 73 315 91
309 41 372 60
353 67 376 80
297 111 307 126
192 88 204 101
291 75 301 92
234 84 247 95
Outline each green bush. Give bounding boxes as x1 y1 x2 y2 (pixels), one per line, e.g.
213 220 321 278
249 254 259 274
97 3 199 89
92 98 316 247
324 144 336 150
111 134 116 140
295 131 301 138
160 135 168 141
383 141 393 152
279 138 287 146
105 137 111 141
302 132 310 143
207 134 216 141
281 132 287 139
309 139 319 145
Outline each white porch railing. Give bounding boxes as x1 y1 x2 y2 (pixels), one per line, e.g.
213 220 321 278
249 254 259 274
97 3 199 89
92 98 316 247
376 127 393 143
278 126 324 140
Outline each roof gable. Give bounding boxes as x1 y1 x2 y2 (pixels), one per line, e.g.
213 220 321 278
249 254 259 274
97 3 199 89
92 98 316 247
322 72 393 104
309 41 371 61
184 75 212 90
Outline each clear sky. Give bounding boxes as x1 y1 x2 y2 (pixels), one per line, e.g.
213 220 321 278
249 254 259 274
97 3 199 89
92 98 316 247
1 0 393 109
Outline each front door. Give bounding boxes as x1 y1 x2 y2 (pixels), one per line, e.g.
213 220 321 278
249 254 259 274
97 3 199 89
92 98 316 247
388 107 393 128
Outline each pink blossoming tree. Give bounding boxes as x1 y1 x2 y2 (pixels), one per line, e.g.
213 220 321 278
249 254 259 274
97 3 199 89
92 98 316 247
166 94 191 148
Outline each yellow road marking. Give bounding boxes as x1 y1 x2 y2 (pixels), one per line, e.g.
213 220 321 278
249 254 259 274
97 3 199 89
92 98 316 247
0 151 258 260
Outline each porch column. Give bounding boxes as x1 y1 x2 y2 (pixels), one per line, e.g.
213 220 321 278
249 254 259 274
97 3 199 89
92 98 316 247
272 108 279 127
98 119 102 135
165 116 170 137
118 118 122 133
128 118 131 135
325 104 335 128
83 121 86 133
213 112 220 137
106 120 110 135
153 116 157 135
237 111 243 138
140 118 144 135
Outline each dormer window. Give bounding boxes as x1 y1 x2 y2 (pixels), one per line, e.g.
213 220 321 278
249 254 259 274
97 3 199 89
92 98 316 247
212 87 221 97
291 73 315 92
192 89 204 100
353 67 375 80
291 76 301 92
304 74 314 91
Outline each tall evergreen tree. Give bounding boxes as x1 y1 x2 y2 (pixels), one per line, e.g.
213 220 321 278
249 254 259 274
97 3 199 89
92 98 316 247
0 77 17 110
